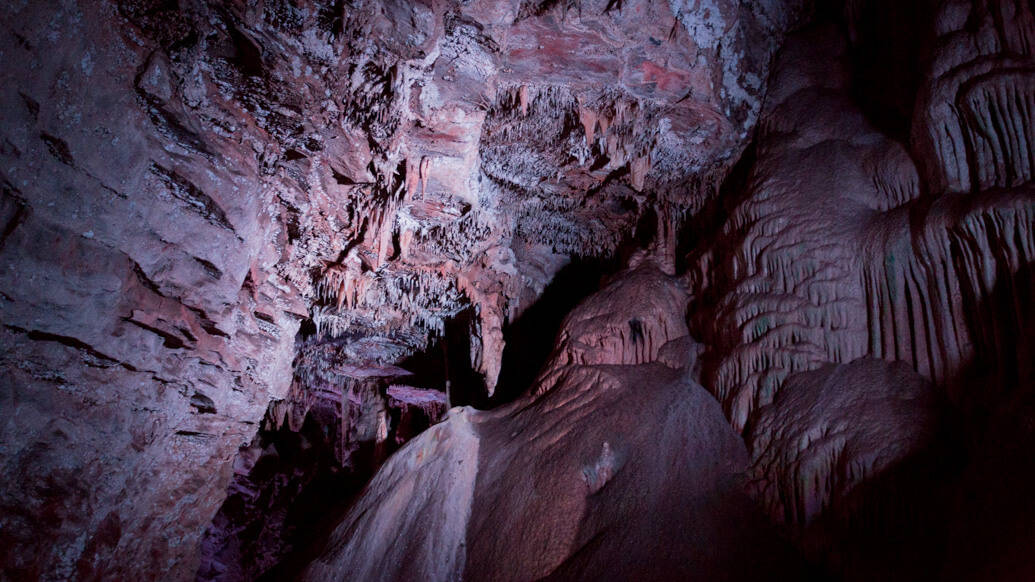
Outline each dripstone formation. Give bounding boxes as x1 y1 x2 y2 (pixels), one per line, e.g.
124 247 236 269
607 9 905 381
0 1 1032 580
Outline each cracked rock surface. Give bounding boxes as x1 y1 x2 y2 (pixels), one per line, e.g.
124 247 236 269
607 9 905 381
1 0 1033 580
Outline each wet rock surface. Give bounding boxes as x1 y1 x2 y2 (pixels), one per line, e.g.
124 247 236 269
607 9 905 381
0 0 1033 580
303 262 805 581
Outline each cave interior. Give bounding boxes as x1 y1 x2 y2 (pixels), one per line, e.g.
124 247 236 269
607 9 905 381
0 0 1034 580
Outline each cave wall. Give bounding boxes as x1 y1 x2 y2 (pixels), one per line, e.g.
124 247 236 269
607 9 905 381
303 263 806 582
300 1 1034 581
687 0 1034 429
1 0 1033 580
0 0 807 578
686 2 1035 578
0 2 303 578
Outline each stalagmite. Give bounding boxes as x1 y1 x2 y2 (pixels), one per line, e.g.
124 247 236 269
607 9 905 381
2 1 1032 580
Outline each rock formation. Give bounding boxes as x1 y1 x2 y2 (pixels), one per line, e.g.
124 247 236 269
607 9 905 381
303 261 803 581
0 0 1032 580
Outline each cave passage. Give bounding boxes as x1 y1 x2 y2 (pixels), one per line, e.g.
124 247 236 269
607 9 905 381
0 0 1033 581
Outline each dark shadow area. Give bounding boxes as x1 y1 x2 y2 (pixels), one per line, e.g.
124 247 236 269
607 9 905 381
488 199 673 407
682 142 759 395
398 255 622 411
490 254 623 406
796 411 966 581
833 0 936 144
676 142 756 275
252 475 367 579
804 388 1035 579
199 319 452 582
250 418 379 582
197 408 378 582
401 245 637 411
791 259 1035 581
201 379 451 582
395 307 484 407
937 258 1035 581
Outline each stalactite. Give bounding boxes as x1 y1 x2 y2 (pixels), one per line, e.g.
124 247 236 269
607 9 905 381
864 190 1035 401
747 358 939 528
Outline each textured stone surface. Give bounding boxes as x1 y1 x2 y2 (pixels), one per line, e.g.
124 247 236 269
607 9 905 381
0 0 804 578
303 262 802 581
683 7 1034 580
747 358 939 527
1 0 1033 579
688 19 1034 431
0 1 303 577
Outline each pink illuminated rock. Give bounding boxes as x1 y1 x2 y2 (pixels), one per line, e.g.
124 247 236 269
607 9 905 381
688 20 1034 432
747 358 939 526
302 262 802 581
1 0 1033 579
535 259 692 393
